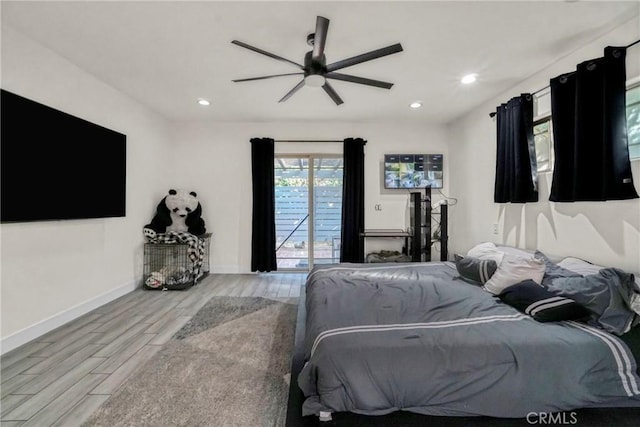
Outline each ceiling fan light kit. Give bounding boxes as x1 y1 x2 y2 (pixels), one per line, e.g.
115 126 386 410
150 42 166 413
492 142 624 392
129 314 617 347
305 74 326 87
231 16 403 105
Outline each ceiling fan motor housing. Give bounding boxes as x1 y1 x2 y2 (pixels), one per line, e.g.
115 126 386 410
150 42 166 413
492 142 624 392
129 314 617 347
304 51 326 77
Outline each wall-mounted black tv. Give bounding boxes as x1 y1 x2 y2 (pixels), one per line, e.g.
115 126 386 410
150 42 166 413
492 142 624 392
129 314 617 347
384 154 443 189
1 89 126 223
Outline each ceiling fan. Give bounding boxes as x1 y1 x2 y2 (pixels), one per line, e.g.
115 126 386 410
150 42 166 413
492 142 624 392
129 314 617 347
231 16 403 105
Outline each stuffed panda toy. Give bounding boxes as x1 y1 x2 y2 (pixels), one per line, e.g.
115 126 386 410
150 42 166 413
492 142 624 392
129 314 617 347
144 189 206 236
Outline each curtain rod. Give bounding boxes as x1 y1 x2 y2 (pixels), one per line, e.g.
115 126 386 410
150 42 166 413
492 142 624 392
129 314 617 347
627 38 640 49
488 38 640 118
275 139 343 143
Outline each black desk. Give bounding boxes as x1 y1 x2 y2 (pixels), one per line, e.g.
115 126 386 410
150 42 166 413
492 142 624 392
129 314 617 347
360 229 411 258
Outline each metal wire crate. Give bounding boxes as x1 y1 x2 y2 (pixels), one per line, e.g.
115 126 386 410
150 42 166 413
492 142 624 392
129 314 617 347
201 233 211 274
143 233 211 290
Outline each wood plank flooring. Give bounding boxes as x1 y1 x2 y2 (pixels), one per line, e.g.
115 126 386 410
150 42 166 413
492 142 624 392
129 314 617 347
0 273 307 426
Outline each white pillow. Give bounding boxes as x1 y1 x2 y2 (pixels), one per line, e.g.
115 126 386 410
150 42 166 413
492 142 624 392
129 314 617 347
483 255 546 295
467 242 504 265
556 257 605 276
495 245 535 260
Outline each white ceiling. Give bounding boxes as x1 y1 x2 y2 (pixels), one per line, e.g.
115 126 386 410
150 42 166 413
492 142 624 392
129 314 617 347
2 1 638 124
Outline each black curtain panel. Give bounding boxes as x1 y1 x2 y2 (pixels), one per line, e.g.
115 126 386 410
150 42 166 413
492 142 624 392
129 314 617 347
549 46 638 202
494 94 538 203
340 137 366 263
250 137 277 272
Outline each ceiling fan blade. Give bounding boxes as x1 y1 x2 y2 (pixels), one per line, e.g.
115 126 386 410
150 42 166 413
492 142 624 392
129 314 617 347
278 80 306 103
231 40 303 69
326 43 403 73
325 72 394 89
312 16 330 61
232 73 304 82
322 81 344 105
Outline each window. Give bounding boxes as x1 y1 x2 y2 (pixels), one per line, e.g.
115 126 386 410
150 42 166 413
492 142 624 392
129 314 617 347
531 83 640 173
274 155 343 270
626 84 640 160
533 119 552 173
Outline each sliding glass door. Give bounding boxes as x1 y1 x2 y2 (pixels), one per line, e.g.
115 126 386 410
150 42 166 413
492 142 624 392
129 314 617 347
274 155 343 270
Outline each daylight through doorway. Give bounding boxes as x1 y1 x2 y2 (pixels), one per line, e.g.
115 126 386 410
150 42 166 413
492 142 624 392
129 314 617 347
274 155 343 270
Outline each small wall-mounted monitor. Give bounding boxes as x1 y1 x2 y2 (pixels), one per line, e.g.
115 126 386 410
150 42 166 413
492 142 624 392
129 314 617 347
384 154 443 189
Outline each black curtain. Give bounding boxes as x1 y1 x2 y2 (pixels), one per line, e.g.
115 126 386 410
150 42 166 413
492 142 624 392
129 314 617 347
549 46 638 202
250 137 277 272
340 138 366 263
494 94 538 203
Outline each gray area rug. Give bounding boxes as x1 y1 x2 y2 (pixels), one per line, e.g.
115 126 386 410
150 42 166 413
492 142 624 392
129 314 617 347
85 296 298 427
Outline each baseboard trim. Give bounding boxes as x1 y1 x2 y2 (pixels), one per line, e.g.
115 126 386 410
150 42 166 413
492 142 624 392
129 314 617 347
1 279 137 355
208 265 242 274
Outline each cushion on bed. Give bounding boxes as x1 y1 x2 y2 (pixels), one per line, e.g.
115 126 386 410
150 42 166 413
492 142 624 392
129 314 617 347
483 255 546 295
466 242 504 264
454 254 497 284
499 279 590 322
547 268 640 335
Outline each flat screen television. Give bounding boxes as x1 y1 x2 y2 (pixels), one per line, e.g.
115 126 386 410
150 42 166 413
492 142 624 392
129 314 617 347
1 89 126 223
384 154 443 189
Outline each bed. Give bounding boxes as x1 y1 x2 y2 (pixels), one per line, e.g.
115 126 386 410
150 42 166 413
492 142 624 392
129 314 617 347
297 249 640 420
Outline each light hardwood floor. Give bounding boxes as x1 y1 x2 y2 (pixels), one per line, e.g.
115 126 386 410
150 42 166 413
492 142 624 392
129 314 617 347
0 273 307 426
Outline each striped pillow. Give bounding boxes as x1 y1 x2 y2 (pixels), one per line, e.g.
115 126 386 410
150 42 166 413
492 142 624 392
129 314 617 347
454 254 497 284
498 280 590 322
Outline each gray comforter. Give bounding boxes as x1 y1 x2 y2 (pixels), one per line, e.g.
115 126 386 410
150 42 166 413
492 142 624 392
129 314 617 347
298 262 640 418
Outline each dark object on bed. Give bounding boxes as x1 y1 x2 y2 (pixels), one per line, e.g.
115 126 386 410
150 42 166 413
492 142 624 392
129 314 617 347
296 262 640 421
498 279 590 322
454 253 497 284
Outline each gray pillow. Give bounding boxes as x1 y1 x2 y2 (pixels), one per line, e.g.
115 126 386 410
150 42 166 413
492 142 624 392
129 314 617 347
454 254 498 284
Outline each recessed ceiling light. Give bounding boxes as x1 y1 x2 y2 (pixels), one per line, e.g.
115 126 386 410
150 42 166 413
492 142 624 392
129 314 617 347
461 74 478 85
410 101 423 109
197 98 210 106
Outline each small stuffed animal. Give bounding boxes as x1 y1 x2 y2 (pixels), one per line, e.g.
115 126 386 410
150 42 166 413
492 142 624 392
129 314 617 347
144 189 206 236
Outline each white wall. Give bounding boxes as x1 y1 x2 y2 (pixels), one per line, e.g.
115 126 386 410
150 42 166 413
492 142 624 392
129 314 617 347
448 16 640 274
0 26 174 352
169 121 449 272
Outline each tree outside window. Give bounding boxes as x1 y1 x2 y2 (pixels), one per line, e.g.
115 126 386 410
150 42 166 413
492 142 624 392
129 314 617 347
626 85 640 160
